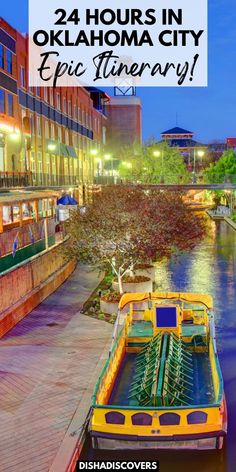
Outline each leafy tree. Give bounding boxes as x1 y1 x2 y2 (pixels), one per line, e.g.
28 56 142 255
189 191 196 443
204 149 236 183
118 142 189 184
64 186 205 293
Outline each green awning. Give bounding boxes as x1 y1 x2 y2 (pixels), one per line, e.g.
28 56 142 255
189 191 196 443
46 140 77 158
66 145 77 158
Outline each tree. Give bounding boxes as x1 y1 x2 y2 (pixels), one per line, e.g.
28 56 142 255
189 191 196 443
204 149 236 184
64 186 205 293
118 142 189 184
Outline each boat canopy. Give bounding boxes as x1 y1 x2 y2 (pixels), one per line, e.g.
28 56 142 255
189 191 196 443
118 292 213 310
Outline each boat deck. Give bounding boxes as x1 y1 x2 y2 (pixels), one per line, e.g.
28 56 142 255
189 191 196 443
109 352 215 407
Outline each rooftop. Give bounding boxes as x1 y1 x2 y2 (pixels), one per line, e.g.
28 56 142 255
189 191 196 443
161 126 193 136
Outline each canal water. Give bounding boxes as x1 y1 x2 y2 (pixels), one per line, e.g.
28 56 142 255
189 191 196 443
81 218 236 472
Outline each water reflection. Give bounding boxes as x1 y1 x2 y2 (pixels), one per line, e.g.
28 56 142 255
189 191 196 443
84 219 236 472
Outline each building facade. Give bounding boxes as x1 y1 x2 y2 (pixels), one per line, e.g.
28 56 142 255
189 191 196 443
106 95 142 157
0 18 108 188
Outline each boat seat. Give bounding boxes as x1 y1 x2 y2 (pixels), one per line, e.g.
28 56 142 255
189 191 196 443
182 324 207 337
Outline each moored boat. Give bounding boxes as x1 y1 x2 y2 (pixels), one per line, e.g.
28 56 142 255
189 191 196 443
90 292 227 450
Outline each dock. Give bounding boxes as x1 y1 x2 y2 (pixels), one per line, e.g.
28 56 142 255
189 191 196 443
0 265 113 472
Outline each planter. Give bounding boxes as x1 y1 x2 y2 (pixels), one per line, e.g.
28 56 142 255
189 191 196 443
112 276 153 293
134 265 156 282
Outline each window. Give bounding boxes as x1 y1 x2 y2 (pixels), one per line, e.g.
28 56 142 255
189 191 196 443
37 116 41 136
74 104 77 120
105 412 125 425
65 129 69 145
68 100 71 116
50 123 55 139
159 413 180 426
78 106 81 122
58 126 62 142
6 50 13 74
36 86 40 97
30 114 35 135
56 93 60 110
8 94 13 116
20 66 26 88
13 206 20 222
63 97 67 113
187 411 207 424
132 413 152 426
45 121 49 138
44 88 48 102
0 89 5 113
82 110 85 125
50 90 54 106
22 203 34 220
0 45 4 69
3 206 12 225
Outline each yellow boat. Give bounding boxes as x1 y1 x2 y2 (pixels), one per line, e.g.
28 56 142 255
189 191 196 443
90 292 227 450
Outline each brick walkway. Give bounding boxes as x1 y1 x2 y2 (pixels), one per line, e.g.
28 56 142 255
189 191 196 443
0 265 113 471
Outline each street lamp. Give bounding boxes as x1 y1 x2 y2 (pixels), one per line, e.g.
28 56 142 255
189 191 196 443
193 149 205 183
153 149 164 183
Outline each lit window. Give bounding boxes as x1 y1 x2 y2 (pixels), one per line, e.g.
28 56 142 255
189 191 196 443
8 94 13 116
58 126 62 142
0 89 5 113
51 123 55 139
45 121 49 138
37 116 41 136
6 50 12 74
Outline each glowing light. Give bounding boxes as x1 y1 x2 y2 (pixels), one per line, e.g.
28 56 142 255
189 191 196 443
197 150 205 158
122 161 132 168
48 143 57 152
91 149 98 156
104 154 112 160
9 132 21 142
153 150 161 157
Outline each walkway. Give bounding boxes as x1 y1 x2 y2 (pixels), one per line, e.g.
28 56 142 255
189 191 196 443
0 265 113 471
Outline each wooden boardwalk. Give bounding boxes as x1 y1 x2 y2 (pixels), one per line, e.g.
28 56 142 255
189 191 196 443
0 265 113 471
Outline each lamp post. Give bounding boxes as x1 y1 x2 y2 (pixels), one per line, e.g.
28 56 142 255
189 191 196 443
193 149 205 183
104 153 113 183
153 149 164 183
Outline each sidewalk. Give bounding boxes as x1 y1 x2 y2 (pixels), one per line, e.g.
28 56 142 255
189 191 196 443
0 265 113 472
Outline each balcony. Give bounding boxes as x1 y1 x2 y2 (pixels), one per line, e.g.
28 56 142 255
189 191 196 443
0 172 79 189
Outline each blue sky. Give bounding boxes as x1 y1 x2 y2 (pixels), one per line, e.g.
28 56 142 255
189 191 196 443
1 0 236 143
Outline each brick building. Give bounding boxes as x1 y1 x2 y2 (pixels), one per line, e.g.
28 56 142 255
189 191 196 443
0 17 109 188
106 95 142 158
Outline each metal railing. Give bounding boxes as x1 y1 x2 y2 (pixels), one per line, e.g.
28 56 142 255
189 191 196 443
0 172 79 188
1 172 236 189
